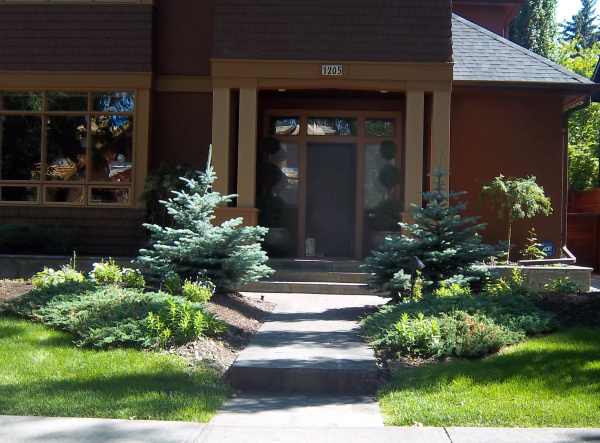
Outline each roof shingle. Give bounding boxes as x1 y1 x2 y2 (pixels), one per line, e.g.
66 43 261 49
453 14 594 85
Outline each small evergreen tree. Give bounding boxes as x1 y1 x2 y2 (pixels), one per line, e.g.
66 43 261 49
364 171 496 302
520 228 547 260
136 148 273 292
481 175 553 263
562 0 599 48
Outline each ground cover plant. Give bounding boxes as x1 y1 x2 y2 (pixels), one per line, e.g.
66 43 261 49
3 261 226 350
379 327 600 427
362 273 556 360
0 317 228 422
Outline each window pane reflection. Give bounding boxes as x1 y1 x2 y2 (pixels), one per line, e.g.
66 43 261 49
0 116 42 180
258 139 299 257
308 117 356 136
47 92 88 112
0 92 42 111
93 92 135 113
271 117 300 136
366 119 394 137
46 116 88 181
45 186 85 204
90 115 133 183
0 186 38 203
364 143 392 210
90 187 130 205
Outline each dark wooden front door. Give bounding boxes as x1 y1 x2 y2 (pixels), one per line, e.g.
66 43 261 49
306 143 357 258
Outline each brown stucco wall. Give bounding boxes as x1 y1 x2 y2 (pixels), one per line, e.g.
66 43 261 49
154 0 214 75
214 0 452 62
451 88 566 255
0 4 152 72
150 92 213 169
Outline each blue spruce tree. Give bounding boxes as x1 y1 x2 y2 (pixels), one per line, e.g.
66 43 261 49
364 171 496 302
137 147 273 292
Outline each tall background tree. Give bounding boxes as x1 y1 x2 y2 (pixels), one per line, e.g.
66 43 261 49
510 0 558 58
556 38 600 191
562 0 599 48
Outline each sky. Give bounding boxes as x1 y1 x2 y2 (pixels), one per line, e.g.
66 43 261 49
557 0 597 23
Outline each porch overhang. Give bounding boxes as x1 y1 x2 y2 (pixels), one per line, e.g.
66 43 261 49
209 59 454 231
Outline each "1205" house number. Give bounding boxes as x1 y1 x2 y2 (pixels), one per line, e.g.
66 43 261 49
321 64 344 77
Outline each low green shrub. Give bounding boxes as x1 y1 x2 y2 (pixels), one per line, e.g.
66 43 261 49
433 281 472 298
362 290 555 360
6 284 226 350
90 259 123 285
182 280 214 303
375 312 442 358
484 268 528 297
31 265 85 290
163 271 182 295
122 268 146 289
544 277 580 295
441 311 523 357
373 310 523 359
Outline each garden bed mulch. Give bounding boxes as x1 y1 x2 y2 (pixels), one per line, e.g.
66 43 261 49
0 280 32 302
167 293 275 373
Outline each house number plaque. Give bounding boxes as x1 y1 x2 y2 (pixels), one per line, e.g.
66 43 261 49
321 64 344 77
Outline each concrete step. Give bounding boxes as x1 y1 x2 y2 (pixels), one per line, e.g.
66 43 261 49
243 281 376 295
269 259 363 273
271 271 369 284
227 364 380 395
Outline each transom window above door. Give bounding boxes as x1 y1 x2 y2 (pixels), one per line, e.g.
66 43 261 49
270 116 395 138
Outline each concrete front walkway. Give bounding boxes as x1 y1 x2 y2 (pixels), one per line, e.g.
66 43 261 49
227 292 388 395
2 416 600 443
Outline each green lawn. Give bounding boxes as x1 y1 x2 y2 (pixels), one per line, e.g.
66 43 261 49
0 317 229 422
380 328 600 427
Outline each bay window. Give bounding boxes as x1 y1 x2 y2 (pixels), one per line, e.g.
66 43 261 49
0 91 135 206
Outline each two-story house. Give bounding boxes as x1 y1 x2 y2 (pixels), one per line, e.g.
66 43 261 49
0 0 595 259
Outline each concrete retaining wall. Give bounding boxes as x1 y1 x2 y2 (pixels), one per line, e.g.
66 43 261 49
488 265 593 292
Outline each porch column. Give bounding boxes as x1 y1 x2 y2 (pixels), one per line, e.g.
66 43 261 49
404 90 425 216
211 87 231 195
237 87 258 207
431 90 451 191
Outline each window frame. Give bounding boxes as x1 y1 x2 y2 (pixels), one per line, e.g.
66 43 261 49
0 90 136 208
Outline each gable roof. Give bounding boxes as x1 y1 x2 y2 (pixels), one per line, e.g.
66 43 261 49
452 14 595 87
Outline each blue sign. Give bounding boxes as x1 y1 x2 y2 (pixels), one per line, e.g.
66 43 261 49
541 241 555 258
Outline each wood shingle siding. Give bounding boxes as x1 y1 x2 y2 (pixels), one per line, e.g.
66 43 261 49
0 5 152 72
213 0 452 62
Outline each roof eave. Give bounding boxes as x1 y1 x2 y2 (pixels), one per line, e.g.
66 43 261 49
453 79 598 92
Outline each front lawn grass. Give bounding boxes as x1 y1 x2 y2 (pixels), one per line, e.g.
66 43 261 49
380 327 600 427
0 317 229 422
